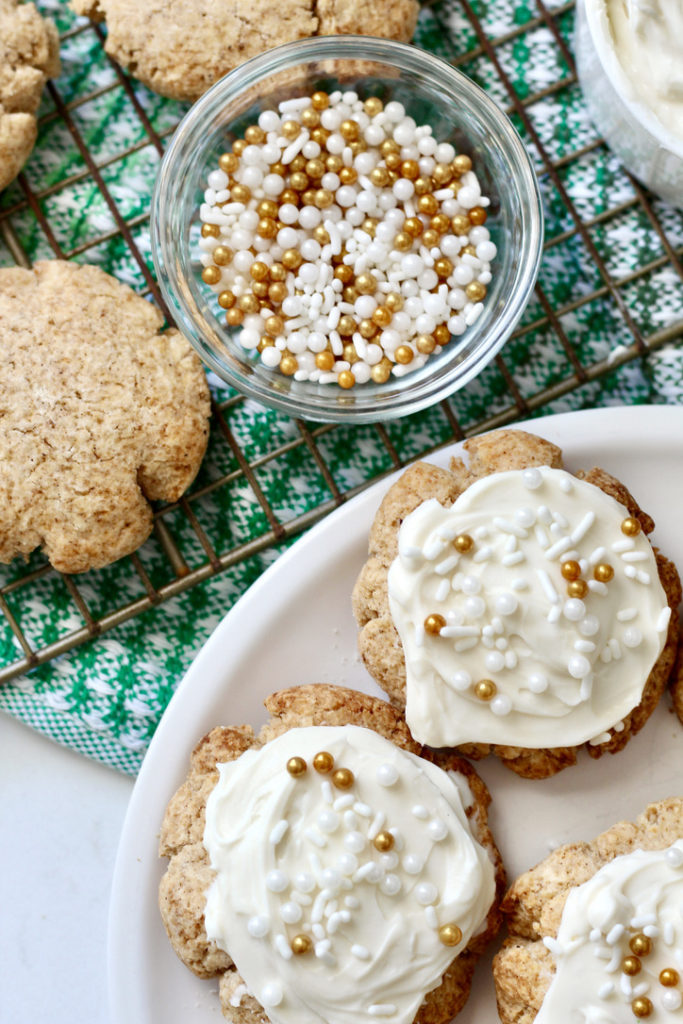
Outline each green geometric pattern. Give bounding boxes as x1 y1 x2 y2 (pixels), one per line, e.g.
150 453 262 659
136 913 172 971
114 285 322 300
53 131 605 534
0 0 681 774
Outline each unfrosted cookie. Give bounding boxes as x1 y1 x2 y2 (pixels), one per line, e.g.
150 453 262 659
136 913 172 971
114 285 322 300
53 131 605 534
0 0 60 191
493 797 683 1024
69 0 419 102
0 260 211 573
353 428 681 779
159 684 505 1024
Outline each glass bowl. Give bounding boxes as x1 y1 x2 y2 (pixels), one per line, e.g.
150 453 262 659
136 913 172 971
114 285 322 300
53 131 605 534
151 36 543 423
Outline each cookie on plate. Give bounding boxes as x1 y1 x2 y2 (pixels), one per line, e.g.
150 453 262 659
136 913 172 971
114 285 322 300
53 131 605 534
69 0 420 103
493 797 683 1023
353 428 681 779
0 260 211 573
0 0 60 191
158 684 505 1024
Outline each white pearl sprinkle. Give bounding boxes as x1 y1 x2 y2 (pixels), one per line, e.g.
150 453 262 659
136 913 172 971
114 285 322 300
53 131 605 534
376 763 399 786
563 598 586 621
415 882 438 905
280 902 302 924
528 673 548 693
491 694 513 715
403 854 423 875
568 654 591 679
261 982 284 1007
522 468 543 490
266 870 289 892
247 914 270 938
427 819 448 841
344 831 366 853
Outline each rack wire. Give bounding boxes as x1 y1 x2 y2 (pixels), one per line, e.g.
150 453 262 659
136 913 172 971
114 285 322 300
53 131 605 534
1 0 682 686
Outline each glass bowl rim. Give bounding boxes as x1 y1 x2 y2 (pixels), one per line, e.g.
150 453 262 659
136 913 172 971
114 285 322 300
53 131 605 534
151 34 544 424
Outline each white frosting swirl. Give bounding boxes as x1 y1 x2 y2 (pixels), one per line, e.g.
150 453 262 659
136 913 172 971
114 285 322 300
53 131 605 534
203 725 495 1024
387 467 670 749
603 0 683 142
536 841 683 1022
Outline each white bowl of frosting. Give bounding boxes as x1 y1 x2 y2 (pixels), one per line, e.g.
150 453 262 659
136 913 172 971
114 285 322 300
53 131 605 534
575 0 683 207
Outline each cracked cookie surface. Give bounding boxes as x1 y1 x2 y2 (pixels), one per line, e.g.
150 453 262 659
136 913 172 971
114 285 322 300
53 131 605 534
0 260 211 573
0 0 60 191
69 0 419 102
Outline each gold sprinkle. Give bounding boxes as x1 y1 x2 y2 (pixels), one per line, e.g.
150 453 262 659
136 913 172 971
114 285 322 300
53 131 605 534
373 830 395 852
332 767 354 790
313 751 334 774
453 534 474 553
593 563 614 583
475 679 496 701
621 516 641 536
424 613 446 636
291 934 312 955
438 923 462 947
286 756 307 777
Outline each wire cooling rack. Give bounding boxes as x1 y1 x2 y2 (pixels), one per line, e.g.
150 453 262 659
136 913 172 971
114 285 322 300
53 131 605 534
1 0 682 688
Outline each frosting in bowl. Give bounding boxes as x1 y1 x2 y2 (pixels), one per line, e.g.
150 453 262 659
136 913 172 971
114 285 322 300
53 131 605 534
387 466 670 749
203 724 495 1024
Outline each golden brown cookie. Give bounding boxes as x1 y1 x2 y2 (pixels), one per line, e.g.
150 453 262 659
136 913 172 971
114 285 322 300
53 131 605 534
159 684 505 1024
0 260 211 573
493 797 683 1024
0 0 60 191
69 0 419 103
353 428 681 779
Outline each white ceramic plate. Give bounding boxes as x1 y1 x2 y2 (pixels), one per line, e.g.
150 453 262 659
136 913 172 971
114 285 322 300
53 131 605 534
109 406 683 1024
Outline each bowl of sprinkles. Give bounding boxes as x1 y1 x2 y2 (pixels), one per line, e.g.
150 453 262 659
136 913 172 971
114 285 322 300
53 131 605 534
152 36 543 422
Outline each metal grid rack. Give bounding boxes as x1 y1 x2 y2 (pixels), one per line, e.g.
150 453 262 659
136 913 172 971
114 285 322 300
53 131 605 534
1 0 682 686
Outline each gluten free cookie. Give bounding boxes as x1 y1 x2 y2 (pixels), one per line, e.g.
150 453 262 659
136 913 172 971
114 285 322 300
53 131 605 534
159 684 504 1024
494 797 683 1023
0 260 211 573
0 0 60 191
69 0 419 102
353 428 681 779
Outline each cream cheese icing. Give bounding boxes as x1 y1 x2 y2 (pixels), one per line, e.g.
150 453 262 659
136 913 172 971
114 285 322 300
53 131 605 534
203 724 496 1024
535 841 683 1022
603 0 683 142
387 466 670 749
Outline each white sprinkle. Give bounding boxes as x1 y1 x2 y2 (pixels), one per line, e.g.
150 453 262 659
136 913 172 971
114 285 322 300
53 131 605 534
305 828 327 848
621 551 649 561
435 579 451 602
344 811 358 830
321 780 334 804
657 607 672 631
425 906 439 929
664 921 676 945
369 1005 398 1017
616 608 637 621
543 936 563 955
575 640 596 652
312 923 325 940
608 638 622 658
282 133 308 164
291 891 312 905
502 551 525 566
570 511 595 543
334 794 354 810
412 805 429 820
598 982 615 999
644 924 659 937
440 625 480 638
538 505 553 524
589 546 607 564
588 580 609 595
423 536 446 560
327 911 349 933
607 924 625 945
606 947 622 972
354 802 372 818
547 605 561 623
275 933 293 960
345 895 361 909
537 569 560 603
545 536 573 560
473 545 493 562
631 913 657 927
269 820 289 845
435 554 459 575
636 570 651 584
512 578 529 590
493 516 529 538
559 476 573 493
612 537 635 552
534 525 549 549
367 812 386 840
620 974 633 997
354 862 382 883
351 944 371 960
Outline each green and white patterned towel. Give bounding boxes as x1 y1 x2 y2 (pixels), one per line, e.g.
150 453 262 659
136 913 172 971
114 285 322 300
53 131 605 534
0 0 681 774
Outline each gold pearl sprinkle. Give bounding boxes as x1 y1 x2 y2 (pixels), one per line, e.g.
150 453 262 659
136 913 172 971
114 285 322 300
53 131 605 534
291 934 312 955
566 579 588 599
332 767 354 790
660 968 680 987
364 96 383 116
281 120 300 139
475 679 497 701
225 307 244 326
218 152 239 174
280 354 298 376
218 290 235 309
622 955 641 976
453 533 474 553
385 292 404 312
372 305 392 327
451 214 470 236
621 516 641 536
201 265 221 285
438 923 463 947
313 751 334 774
394 345 414 365
315 351 335 371
338 370 355 389
416 334 436 355
593 563 614 583
355 272 377 295
371 359 392 384
453 154 473 174
629 934 652 957
434 324 450 346
466 281 487 302
561 560 581 581
424 613 446 636
340 119 359 141
469 206 487 225
286 756 307 777
393 231 413 252
632 997 653 1019
373 830 395 852
201 222 220 238
311 91 329 110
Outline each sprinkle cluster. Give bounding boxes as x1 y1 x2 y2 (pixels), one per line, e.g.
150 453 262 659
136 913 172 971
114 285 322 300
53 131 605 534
198 89 496 387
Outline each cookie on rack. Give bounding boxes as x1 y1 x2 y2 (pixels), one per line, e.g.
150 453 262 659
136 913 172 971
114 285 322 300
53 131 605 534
68 0 419 102
0 259 211 573
353 428 681 779
0 0 60 191
493 797 683 1024
159 684 505 1024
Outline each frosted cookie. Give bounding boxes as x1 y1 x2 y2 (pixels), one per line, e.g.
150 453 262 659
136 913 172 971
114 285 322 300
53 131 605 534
0 0 60 191
353 429 681 779
158 684 504 1024
493 797 683 1024
69 0 420 103
0 260 211 573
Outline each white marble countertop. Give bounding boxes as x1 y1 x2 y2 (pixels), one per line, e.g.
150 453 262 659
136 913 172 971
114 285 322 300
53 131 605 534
1 713 133 1023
